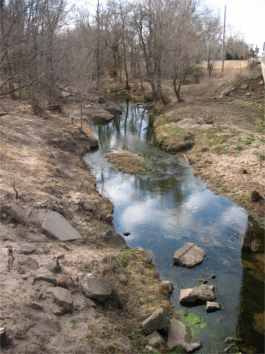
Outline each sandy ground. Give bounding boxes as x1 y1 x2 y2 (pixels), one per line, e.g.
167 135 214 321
0 98 171 354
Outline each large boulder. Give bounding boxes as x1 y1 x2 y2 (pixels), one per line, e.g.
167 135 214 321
47 287 73 314
167 318 201 352
173 243 205 268
41 211 81 241
142 307 170 335
80 276 114 304
179 285 216 306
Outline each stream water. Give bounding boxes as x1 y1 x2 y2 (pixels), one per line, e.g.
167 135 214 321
84 102 264 353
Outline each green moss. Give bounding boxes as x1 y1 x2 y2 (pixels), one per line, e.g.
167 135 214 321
116 249 140 268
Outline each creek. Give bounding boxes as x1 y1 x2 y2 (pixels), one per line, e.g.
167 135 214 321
84 102 264 353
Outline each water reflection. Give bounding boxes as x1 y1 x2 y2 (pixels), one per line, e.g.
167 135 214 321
84 102 264 353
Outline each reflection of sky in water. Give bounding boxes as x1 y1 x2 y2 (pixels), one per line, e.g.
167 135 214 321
85 103 249 353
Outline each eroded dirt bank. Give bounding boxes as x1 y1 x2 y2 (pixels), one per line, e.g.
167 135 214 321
153 69 265 225
0 98 172 354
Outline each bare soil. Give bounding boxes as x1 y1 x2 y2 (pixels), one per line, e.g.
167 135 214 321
0 98 171 354
154 66 265 222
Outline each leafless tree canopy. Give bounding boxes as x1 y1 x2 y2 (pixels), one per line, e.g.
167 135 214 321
0 0 250 105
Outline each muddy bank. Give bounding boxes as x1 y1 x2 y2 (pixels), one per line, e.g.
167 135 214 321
0 98 174 354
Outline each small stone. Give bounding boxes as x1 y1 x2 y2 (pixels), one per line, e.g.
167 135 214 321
179 285 216 306
118 273 128 285
80 275 114 304
240 83 248 90
123 232 130 237
146 331 164 348
0 327 8 348
17 245 36 255
47 259 62 274
160 281 174 297
174 243 205 268
29 302 44 311
142 307 170 335
224 336 243 344
206 301 221 312
47 287 73 314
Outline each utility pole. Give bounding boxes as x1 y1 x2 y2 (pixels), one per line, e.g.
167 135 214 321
221 4 227 76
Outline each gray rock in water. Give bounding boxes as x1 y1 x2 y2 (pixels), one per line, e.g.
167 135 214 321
41 211 81 241
206 301 221 312
80 275 114 304
142 307 170 335
47 287 73 314
174 243 205 268
167 318 201 352
179 285 216 306
146 331 164 348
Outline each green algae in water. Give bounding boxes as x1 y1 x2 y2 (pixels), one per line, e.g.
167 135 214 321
175 311 207 339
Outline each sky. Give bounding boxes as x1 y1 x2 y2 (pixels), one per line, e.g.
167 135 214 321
205 0 265 51
72 0 265 51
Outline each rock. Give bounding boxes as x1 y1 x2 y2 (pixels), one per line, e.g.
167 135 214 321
206 301 221 312
167 318 201 352
33 274 57 286
0 327 8 348
1 204 30 225
47 287 73 314
73 292 96 311
98 96 106 104
224 343 236 353
240 83 248 90
224 336 243 344
174 243 205 268
80 126 99 149
251 191 264 203
80 276 114 304
118 273 128 285
123 232 130 237
47 258 62 274
17 245 36 255
17 256 39 274
179 285 216 306
160 281 174 297
146 331 164 348
142 307 170 334
0 111 8 117
245 92 251 97
41 211 81 241
56 274 75 289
